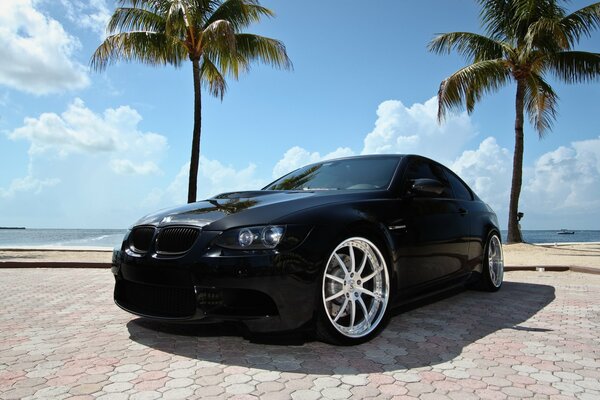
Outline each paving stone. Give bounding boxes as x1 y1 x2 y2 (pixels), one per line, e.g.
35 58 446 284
225 383 256 394
552 381 585 394
500 386 534 397
1 270 600 400
254 371 280 382
392 371 421 382
257 381 285 392
129 391 161 400
313 376 341 388
69 383 103 395
320 387 352 399
161 388 195 399
341 374 368 385
291 389 321 400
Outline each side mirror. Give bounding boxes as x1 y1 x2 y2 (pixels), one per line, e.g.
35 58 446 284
411 178 445 196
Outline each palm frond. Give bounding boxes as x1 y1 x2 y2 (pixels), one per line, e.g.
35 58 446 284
525 17 570 51
164 0 190 39
478 0 513 39
201 19 236 51
561 2 600 44
428 32 506 62
200 19 238 74
90 31 187 70
232 33 292 72
438 59 511 121
513 0 565 40
199 56 227 99
205 0 274 31
523 72 558 136
548 50 600 83
107 7 166 35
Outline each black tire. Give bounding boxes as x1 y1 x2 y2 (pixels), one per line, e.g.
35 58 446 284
477 232 504 292
315 235 391 345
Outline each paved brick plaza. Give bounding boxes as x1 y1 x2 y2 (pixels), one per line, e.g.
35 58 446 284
1 269 599 399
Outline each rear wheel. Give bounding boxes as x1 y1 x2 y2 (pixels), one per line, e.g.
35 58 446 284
478 232 504 292
316 237 390 345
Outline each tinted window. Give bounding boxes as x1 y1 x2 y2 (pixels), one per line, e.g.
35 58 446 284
264 157 400 191
402 159 452 198
446 170 473 201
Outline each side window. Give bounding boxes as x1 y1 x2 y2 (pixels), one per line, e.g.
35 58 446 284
445 170 473 201
402 160 452 198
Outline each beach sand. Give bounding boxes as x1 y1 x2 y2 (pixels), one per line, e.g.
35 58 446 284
504 242 600 268
0 248 112 267
1 242 599 270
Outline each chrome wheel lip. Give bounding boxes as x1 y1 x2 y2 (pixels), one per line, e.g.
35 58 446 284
322 237 390 339
488 234 504 288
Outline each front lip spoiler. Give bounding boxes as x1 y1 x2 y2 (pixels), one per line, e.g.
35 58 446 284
114 298 282 325
114 299 203 321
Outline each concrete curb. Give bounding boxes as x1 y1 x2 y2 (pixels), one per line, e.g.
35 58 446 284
504 265 600 275
0 262 111 268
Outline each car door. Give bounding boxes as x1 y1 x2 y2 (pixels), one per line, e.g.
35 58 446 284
393 158 471 289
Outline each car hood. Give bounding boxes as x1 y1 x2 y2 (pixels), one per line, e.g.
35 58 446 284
133 190 386 231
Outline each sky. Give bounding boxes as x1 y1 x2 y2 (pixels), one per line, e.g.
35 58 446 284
0 0 599 230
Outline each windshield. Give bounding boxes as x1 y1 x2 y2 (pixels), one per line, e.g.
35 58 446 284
264 157 401 191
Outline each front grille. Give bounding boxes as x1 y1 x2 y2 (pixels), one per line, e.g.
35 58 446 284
115 279 196 318
156 227 200 254
129 226 155 252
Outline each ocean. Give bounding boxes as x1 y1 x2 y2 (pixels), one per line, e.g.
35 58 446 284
0 228 598 249
501 230 600 244
0 229 127 249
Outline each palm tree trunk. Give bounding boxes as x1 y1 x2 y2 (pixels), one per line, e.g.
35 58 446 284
188 58 202 203
507 80 525 243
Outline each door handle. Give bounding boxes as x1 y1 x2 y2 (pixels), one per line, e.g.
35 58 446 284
458 208 469 216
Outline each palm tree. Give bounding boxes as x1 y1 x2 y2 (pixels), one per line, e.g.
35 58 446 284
428 0 600 243
91 0 291 203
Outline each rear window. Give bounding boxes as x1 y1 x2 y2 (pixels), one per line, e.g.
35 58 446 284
264 157 400 191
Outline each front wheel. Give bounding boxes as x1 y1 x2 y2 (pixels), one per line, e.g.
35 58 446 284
478 232 504 292
316 237 390 345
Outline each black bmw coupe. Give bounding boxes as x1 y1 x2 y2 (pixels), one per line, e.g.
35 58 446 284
112 154 504 345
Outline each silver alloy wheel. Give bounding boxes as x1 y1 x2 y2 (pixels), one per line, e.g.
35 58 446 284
322 237 390 338
488 235 504 287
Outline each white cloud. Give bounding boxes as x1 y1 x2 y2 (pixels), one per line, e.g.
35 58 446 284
0 99 171 227
2 98 167 203
59 0 111 38
2 93 597 229
448 135 600 229
525 137 600 212
272 146 354 178
451 137 512 212
0 173 60 198
362 97 478 162
0 0 90 94
199 157 265 197
145 157 268 209
9 98 167 163
110 159 161 176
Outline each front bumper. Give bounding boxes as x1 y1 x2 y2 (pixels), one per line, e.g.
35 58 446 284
111 231 322 333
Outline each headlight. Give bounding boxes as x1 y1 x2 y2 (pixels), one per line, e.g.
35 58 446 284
216 225 286 250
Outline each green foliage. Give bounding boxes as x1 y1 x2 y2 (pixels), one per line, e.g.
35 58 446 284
429 0 600 136
91 0 292 100
91 0 291 203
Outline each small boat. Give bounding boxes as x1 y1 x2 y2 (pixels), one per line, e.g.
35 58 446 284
557 229 575 235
